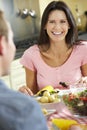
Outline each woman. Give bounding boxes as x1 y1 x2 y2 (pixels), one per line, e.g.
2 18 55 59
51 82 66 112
19 1 87 95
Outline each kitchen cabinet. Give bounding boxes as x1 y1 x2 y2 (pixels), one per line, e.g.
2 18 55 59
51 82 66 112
1 58 26 91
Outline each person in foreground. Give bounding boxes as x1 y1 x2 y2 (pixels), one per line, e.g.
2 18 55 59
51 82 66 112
0 10 48 130
19 1 87 95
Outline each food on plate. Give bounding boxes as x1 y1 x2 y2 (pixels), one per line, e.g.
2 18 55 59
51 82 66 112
52 118 78 130
36 85 59 96
35 85 60 103
38 92 60 103
43 91 51 97
36 85 54 96
39 96 49 103
37 90 60 103
62 89 87 116
42 108 48 115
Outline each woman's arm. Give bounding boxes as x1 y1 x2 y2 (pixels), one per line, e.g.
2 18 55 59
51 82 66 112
25 67 38 94
81 64 87 76
19 67 38 95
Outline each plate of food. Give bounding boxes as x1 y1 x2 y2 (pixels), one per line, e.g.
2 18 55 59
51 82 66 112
62 88 87 116
34 85 61 109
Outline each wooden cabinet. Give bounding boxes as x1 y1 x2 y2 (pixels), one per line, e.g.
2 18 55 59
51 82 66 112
1 58 26 91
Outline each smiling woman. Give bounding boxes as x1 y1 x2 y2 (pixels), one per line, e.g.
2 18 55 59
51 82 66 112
45 10 70 43
19 1 87 96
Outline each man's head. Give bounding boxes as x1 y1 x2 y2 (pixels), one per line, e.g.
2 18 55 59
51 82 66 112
0 10 16 76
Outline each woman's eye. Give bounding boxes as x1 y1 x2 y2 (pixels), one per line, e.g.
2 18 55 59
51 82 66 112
48 20 55 23
61 20 67 23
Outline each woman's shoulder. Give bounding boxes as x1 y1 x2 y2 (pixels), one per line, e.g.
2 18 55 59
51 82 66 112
24 44 39 54
80 40 87 45
73 41 87 56
20 44 40 66
75 40 87 49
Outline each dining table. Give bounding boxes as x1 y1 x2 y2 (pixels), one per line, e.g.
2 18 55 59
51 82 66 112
45 101 87 130
36 84 87 130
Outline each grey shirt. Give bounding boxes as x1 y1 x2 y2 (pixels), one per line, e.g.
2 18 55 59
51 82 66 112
0 80 48 130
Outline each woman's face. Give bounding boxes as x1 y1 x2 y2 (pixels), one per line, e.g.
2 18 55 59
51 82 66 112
45 10 70 43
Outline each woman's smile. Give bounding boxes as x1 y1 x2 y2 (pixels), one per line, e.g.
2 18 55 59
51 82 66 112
52 31 62 35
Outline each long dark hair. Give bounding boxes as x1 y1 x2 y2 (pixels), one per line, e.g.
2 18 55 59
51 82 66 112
38 1 78 48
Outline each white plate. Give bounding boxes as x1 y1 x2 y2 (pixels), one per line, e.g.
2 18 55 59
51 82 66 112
58 87 87 96
58 89 71 96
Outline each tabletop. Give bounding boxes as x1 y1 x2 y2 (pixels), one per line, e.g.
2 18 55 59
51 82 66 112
46 102 87 129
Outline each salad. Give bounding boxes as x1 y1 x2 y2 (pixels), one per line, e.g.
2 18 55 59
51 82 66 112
62 89 87 116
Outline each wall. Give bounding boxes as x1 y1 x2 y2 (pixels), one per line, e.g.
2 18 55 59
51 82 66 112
62 0 87 31
39 0 54 17
0 0 40 41
39 0 87 31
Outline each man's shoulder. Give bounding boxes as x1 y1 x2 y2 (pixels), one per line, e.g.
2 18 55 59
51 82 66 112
0 81 48 130
0 79 36 108
0 79 9 91
0 94 47 130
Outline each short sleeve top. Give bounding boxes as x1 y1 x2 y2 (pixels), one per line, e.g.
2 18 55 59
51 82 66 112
20 42 87 90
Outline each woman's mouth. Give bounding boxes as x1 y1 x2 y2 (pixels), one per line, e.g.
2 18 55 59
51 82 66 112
52 31 63 35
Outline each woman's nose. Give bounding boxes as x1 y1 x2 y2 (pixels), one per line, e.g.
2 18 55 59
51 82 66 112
54 23 61 29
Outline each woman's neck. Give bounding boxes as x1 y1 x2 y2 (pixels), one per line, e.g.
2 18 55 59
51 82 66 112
48 41 69 56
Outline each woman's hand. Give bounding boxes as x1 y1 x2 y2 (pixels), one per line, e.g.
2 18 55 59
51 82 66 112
19 86 34 96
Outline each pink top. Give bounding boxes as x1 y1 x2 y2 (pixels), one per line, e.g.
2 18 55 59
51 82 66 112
20 42 87 90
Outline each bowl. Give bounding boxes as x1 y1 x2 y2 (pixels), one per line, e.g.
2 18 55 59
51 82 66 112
35 92 61 110
40 101 60 110
62 88 87 116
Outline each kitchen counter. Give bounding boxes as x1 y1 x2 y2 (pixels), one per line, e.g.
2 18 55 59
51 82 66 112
78 32 87 41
